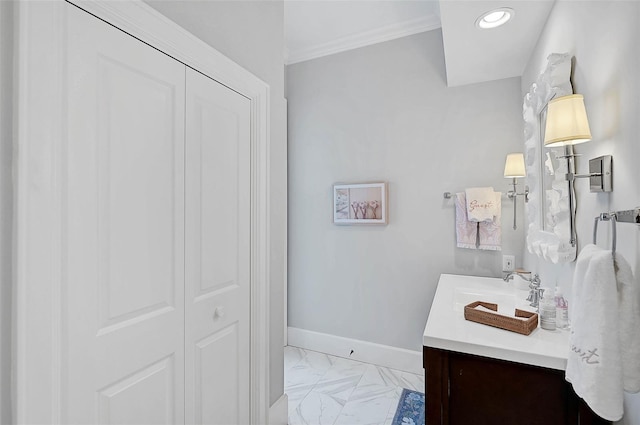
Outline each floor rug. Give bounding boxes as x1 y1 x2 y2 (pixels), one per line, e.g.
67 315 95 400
391 388 425 425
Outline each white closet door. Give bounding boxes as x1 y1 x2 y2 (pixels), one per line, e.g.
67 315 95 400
65 4 185 424
185 68 251 424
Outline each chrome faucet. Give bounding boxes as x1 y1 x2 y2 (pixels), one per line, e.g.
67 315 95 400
503 271 517 282
503 269 532 282
503 270 543 309
525 274 542 308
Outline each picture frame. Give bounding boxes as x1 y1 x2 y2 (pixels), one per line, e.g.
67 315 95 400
333 182 388 225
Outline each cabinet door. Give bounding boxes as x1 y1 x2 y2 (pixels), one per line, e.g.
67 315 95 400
65 4 185 423
184 68 251 424
448 353 569 424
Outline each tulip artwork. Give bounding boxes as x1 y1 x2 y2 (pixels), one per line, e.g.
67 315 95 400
333 182 388 225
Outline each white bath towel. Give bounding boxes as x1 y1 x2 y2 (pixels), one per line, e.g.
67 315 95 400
465 187 498 222
615 250 640 393
455 192 477 249
455 192 502 250
566 244 640 421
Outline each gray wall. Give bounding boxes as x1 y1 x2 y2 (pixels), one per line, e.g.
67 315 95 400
0 1 13 423
521 1 640 422
287 30 525 352
144 0 287 406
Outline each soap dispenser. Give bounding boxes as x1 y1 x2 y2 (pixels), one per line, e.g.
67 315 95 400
539 287 556 331
554 287 569 329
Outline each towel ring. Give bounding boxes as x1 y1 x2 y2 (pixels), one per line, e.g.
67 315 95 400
593 212 617 254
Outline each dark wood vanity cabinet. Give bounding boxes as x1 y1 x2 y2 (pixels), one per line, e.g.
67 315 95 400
424 347 610 425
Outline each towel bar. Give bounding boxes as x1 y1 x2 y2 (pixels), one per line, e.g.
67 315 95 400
593 213 617 254
443 191 511 200
593 207 640 254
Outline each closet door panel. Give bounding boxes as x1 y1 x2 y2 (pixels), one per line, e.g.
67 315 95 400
95 54 177 331
185 68 251 425
65 4 185 423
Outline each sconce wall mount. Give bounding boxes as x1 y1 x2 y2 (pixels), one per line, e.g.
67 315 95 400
588 154 613 192
560 151 612 193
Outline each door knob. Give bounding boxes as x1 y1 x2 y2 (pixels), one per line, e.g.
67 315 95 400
214 306 225 319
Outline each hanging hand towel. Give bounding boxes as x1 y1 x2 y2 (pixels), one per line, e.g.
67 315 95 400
565 244 640 421
614 251 640 393
465 187 498 222
455 192 477 249
478 192 501 251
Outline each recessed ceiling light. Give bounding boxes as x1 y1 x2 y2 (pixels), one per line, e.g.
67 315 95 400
475 8 514 29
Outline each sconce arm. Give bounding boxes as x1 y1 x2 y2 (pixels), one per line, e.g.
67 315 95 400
565 155 612 194
566 172 603 181
507 186 529 202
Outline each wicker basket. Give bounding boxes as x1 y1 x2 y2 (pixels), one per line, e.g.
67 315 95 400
464 301 538 336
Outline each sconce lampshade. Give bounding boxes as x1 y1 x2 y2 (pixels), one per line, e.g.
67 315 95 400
544 94 592 147
504 153 526 178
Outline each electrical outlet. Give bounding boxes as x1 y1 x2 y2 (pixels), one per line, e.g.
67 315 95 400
502 255 515 272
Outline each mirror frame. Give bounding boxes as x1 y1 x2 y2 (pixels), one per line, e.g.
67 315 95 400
523 53 577 263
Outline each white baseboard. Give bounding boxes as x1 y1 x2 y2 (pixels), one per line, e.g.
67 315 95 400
269 393 288 425
287 327 423 375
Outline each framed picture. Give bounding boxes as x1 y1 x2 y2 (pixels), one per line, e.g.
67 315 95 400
333 182 388 225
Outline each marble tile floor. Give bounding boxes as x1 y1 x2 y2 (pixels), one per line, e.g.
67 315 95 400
284 346 425 425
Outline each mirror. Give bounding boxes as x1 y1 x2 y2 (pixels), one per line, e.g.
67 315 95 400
539 111 569 234
523 53 577 263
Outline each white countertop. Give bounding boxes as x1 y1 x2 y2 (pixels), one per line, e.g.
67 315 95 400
423 273 570 370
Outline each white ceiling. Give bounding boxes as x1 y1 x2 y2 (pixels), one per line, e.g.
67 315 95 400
438 0 555 87
284 1 441 64
144 0 555 87
285 0 556 87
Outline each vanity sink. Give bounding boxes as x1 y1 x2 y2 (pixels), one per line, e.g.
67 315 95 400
453 287 518 314
510 273 532 290
423 274 608 425
452 279 535 315
424 273 568 370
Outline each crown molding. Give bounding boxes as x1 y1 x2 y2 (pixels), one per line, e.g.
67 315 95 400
286 15 441 65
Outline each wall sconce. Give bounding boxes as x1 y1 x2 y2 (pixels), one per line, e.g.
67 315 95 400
543 94 613 246
504 153 529 230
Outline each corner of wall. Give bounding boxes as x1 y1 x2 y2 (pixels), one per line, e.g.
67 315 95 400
268 393 288 425
0 1 14 423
